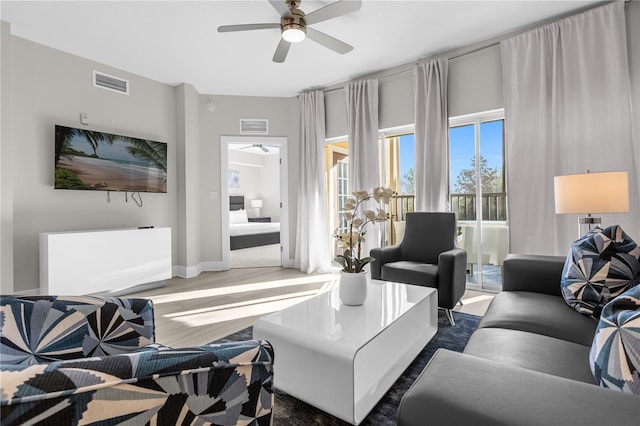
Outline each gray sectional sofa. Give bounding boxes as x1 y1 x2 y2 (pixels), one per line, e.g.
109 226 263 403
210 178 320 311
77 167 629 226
397 254 640 426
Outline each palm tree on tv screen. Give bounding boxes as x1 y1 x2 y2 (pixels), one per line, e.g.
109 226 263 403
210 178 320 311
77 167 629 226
54 127 115 167
126 139 167 179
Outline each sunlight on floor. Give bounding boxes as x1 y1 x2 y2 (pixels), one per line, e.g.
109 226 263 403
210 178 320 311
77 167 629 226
150 273 337 304
165 290 323 327
460 294 494 305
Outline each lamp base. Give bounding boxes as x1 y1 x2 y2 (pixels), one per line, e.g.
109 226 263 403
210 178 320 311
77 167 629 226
577 216 601 237
578 217 601 226
253 207 261 218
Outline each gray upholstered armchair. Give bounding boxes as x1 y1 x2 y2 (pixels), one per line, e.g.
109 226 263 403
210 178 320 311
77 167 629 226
370 212 467 325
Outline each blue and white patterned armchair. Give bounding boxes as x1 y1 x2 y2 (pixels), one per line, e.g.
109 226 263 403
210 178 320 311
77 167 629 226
0 295 274 425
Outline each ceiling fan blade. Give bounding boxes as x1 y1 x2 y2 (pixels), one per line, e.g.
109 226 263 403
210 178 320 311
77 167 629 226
273 38 291 63
268 0 292 18
306 28 353 54
304 0 362 25
217 23 280 33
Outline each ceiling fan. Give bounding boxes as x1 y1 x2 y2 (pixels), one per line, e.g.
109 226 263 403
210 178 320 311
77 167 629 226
240 144 270 153
217 0 362 63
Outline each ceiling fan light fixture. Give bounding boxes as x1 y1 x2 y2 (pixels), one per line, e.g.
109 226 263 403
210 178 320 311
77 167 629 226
282 24 306 43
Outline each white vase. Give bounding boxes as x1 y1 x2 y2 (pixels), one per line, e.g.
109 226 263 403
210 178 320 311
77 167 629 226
339 270 368 306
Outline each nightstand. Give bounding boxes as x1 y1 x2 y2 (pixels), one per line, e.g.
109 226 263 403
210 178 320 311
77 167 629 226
249 217 271 222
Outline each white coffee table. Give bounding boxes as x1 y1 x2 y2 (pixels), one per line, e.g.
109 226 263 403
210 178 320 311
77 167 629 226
253 278 437 425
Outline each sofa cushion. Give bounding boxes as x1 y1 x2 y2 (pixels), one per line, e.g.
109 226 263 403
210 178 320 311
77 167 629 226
478 291 597 346
590 285 640 395
380 261 439 287
397 349 640 426
464 328 594 384
561 225 640 319
0 340 275 425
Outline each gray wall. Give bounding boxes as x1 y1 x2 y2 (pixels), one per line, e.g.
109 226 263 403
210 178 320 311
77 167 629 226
628 1 640 196
175 83 201 277
198 94 299 268
8 36 178 292
1 21 13 293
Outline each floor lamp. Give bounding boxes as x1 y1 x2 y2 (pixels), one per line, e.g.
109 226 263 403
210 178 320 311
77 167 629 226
554 171 630 237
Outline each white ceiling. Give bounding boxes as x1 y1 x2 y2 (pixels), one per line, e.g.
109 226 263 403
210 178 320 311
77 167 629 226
1 0 603 97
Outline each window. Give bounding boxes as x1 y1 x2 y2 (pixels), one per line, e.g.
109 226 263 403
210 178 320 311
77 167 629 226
326 128 415 252
336 158 350 233
380 129 415 245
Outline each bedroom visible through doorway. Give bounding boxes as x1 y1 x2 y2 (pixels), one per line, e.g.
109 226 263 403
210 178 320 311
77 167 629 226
220 136 288 270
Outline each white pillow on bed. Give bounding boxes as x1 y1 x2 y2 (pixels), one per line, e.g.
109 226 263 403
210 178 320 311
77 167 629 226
229 209 248 224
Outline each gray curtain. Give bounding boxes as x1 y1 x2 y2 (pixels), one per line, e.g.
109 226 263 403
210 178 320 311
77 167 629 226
414 59 449 212
345 79 380 256
295 90 331 273
501 2 639 255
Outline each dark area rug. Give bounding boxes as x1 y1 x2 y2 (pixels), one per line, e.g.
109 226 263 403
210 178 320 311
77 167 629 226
215 310 481 425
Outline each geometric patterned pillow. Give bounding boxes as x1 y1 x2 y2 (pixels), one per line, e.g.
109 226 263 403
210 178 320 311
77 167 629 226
561 225 640 319
590 285 640 394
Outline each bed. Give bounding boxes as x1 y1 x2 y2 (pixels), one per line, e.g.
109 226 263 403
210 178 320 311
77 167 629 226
229 196 280 250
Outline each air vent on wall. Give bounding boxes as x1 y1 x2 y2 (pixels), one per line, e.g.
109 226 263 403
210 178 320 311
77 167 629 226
93 71 129 95
240 119 268 135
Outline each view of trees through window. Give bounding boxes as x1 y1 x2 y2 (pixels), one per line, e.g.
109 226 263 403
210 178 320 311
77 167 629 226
449 118 505 221
454 155 502 194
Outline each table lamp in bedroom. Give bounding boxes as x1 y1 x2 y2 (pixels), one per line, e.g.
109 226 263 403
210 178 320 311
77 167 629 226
251 199 263 218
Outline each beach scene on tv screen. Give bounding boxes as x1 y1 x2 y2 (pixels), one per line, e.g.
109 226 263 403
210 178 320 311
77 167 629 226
55 125 167 193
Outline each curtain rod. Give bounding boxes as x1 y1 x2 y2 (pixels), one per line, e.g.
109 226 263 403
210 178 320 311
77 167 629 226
321 42 499 95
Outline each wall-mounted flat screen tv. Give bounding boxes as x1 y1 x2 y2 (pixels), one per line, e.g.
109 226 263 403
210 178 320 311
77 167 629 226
54 125 167 193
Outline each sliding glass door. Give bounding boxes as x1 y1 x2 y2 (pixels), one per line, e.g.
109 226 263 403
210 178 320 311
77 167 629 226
450 110 507 290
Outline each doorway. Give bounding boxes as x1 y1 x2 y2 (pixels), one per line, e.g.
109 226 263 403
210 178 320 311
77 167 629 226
220 136 289 270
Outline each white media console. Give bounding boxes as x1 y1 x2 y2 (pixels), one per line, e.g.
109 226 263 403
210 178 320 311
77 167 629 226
40 227 172 295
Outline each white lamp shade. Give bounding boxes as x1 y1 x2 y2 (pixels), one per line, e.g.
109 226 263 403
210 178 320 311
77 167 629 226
251 199 263 208
554 171 629 214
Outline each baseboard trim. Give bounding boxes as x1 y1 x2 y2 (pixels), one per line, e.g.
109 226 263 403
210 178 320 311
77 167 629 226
173 259 298 278
12 281 167 297
12 288 40 296
92 281 166 296
173 263 203 279
202 261 226 272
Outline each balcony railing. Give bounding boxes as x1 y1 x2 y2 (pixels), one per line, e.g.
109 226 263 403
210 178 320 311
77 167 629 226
390 193 506 222
450 193 507 221
387 192 507 244
390 194 415 222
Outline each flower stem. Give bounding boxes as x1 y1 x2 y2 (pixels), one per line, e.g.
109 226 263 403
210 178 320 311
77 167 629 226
349 220 354 272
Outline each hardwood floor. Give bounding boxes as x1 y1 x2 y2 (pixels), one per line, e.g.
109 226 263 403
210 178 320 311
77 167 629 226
128 267 493 348
454 289 495 316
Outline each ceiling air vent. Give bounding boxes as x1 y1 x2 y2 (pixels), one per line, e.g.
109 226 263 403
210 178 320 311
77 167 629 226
240 119 268 135
93 71 129 95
